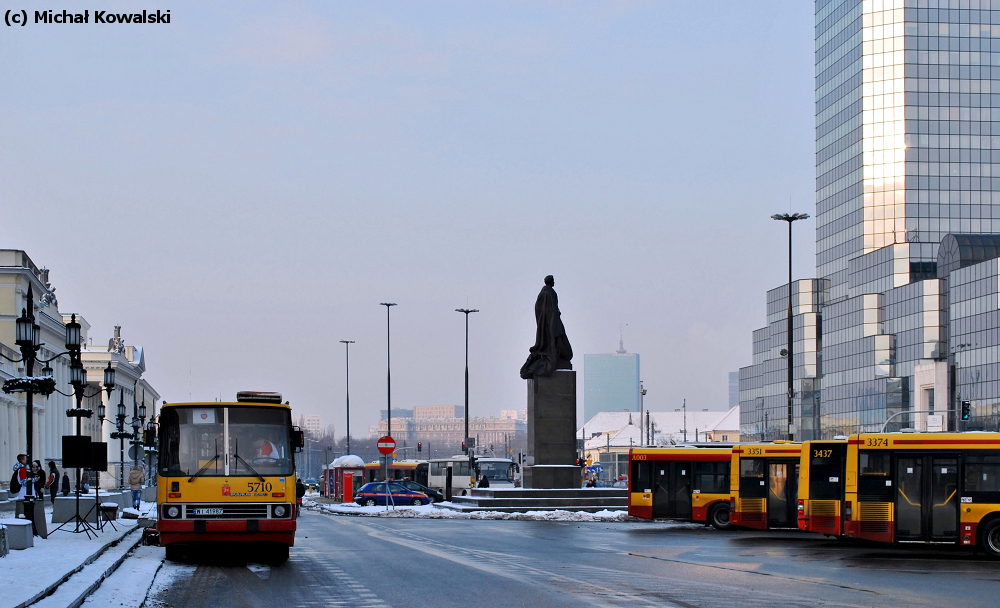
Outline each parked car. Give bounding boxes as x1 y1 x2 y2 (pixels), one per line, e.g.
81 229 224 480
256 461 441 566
396 480 444 503
355 482 430 506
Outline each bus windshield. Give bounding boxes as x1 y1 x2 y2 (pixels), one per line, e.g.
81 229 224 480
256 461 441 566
160 405 294 477
479 461 515 482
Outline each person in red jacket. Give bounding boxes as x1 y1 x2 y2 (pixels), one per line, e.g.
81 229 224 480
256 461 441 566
11 454 28 500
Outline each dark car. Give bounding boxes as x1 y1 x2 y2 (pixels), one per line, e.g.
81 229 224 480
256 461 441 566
355 482 429 506
396 480 444 503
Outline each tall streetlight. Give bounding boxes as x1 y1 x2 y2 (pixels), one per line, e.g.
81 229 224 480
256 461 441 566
772 212 809 441
13 285 41 489
379 303 396 438
455 308 479 453
639 381 646 446
339 340 355 455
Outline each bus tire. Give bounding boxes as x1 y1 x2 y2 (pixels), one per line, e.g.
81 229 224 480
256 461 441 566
164 545 184 562
980 519 1000 558
269 545 289 565
708 504 732 530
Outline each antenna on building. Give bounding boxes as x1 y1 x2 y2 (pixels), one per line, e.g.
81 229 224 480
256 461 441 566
616 324 626 354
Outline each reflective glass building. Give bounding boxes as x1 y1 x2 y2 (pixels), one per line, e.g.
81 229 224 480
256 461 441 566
741 0 1000 438
584 348 640 423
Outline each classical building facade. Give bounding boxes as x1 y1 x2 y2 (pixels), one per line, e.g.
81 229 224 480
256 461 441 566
741 1 1000 438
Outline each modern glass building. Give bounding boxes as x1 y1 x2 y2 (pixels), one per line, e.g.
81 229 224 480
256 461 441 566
584 344 640 422
741 0 1000 439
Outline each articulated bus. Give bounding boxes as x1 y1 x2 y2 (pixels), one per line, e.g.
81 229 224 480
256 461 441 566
797 439 848 535
628 446 734 529
156 392 305 564
729 442 803 530
835 432 1000 557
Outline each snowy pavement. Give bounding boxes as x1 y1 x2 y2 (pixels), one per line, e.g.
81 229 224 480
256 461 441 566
307 498 639 521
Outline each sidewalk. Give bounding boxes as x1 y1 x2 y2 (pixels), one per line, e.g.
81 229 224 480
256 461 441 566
0 501 156 608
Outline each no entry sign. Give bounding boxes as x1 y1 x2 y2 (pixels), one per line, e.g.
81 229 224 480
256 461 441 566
377 436 396 455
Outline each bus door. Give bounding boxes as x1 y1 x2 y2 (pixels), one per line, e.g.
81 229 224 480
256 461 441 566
895 455 958 542
766 459 799 528
807 444 846 535
652 461 691 517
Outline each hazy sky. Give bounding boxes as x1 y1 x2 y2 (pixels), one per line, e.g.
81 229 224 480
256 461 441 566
0 2 816 436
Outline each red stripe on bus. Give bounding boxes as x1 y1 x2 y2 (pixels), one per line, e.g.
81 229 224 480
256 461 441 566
892 439 1000 445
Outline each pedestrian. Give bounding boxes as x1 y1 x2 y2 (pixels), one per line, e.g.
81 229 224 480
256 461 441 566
295 478 305 518
10 454 28 501
81 470 91 493
31 461 45 500
46 461 59 503
477 474 490 489
60 472 70 496
128 465 145 509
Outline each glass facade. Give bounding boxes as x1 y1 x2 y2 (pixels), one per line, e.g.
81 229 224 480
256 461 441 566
741 0 1000 438
583 353 640 422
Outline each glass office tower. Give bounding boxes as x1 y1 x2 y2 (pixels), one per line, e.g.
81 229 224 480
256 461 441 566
741 0 1000 438
584 350 640 423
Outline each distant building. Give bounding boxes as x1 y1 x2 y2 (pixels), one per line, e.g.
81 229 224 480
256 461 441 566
371 410 526 455
702 406 740 443
380 409 413 420
414 405 461 419
500 409 527 421
728 372 739 408
296 414 323 435
584 338 640 422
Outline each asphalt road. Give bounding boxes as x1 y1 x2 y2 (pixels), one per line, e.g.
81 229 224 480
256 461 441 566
149 511 1000 607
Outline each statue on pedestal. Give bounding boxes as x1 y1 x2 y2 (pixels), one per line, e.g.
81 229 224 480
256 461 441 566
520 275 573 379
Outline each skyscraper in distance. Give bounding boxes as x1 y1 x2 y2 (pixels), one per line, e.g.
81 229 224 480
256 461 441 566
584 338 640 423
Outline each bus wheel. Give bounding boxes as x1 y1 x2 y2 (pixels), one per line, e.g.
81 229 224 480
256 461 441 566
364 499 377 507
981 519 1000 558
164 545 185 562
708 504 732 530
269 545 289 565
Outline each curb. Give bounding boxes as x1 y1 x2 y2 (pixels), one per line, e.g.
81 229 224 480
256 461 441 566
16 526 141 608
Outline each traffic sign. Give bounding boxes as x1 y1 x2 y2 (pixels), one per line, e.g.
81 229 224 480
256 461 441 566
377 436 396 455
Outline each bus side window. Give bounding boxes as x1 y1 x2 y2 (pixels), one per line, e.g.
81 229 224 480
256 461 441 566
859 451 890 476
630 460 650 490
965 454 1000 492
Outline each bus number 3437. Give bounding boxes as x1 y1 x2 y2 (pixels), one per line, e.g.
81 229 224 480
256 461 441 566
248 482 273 493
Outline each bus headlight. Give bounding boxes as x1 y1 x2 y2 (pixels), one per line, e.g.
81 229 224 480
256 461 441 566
164 505 181 519
272 504 288 518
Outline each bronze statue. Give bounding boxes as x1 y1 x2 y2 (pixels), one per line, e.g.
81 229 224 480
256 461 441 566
520 275 573 379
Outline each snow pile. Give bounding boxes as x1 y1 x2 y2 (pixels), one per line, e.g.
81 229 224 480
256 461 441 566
315 501 637 521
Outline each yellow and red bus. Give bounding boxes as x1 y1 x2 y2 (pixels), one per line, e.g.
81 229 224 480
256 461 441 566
363 460 429 485
797 439 848 535
628 446 734 529
729 441 803 530
156 392 304 563
837 432 1000 557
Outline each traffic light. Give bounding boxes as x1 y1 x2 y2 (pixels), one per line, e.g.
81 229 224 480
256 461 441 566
461 441 467 453
417 442 422 452
962 400 972 420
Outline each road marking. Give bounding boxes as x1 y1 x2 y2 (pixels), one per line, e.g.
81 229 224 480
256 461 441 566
246 563 270 580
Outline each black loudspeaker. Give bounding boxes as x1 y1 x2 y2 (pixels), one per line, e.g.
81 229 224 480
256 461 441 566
90 442 108 472
62 435 92 469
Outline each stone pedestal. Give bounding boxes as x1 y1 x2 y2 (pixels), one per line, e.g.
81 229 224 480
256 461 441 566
524 370 581 489
52 495 99 524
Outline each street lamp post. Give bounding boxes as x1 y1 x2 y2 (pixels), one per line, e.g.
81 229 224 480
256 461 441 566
13 285 42 501
772 212 809 441
340 340 355 455
455 308 479 453
639 381 646 446
379 303 396 439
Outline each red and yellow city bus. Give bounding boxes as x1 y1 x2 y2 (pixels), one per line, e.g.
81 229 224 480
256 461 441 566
156 392 304 564
797 439 848 535
838 432 1000 558
729 441 803 530
629 446 734 529
363 460 429 485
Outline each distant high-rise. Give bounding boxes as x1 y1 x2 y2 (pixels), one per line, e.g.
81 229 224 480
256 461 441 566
740 0 1000 439
584 338 640 422
729 372 740 408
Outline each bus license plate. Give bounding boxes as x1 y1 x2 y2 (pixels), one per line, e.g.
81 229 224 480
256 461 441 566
194 508 224 515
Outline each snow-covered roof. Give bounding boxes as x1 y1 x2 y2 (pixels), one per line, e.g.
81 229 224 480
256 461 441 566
704 406 739 432
579 410 731 447
332 455 364 468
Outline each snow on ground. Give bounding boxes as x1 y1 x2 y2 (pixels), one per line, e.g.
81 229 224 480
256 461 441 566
145 559 197 606
312 500 638 522
81 544 165 608
0 515 138 608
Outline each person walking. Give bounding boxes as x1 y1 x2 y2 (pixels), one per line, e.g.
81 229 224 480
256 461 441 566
477 474 490 489
46 462 59 503
80 470 91 493
11 454 28 501
128 465 145 509
60 471 70 496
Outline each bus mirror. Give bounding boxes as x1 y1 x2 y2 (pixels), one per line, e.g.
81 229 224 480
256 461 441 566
293 427 305 451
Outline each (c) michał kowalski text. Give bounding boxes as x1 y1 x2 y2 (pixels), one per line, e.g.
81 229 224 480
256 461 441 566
33 10 171 24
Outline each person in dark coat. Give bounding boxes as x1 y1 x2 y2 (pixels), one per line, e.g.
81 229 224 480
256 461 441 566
46 461 59 503
477 474 490 488
31 461 45 499
60 472 71 496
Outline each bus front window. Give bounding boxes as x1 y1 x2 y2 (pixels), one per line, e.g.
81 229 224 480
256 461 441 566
160 407 226 477
229 407 293 477
479 462 514 482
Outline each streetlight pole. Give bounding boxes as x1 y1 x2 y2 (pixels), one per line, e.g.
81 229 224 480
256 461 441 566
379 303 396 439
455 308 479 453
772 212 809 441
639 381 646 446
340 340 355 455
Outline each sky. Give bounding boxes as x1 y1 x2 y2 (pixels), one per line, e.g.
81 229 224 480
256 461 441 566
0 2 817 436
